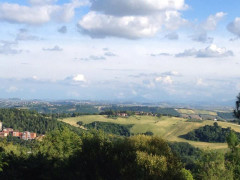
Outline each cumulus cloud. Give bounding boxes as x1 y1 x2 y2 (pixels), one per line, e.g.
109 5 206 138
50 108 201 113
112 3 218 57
0 41 22 55
63 74 87 86
0 0 83 24
191 12 226 43
58 26 67 34
155 75 173 84
72 74 86 82
176 44 233 58
90 0 187 16
78 12 161 39
78 0 188 39
79 11 187 39
202 12 226 31
43 45 63 51
227 17 240 38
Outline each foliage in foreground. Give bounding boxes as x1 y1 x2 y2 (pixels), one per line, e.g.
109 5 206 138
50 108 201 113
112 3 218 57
1 128 240 179
0 128 192 180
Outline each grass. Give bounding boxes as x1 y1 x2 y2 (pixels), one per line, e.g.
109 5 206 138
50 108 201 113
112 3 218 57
176 108 217 116
59 115 240 150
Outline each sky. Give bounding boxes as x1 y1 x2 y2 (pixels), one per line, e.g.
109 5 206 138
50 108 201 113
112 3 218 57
0 0 240 105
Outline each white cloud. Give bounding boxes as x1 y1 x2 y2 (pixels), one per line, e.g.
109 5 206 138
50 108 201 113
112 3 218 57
202 12 226 31
191 12 226 43
78 11 186 39
79 12 161 39
73 74 86 82
63 74 87 86
0 0 83 24
78 0 188 39
90 0 187 16
162 71 180 76
155 75 173 84
227 17 240 38
176 44 233 58
164 11 187 30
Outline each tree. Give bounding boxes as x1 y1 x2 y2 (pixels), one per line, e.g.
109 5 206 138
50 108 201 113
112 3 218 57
226 131 239 153
37 127 82 160
234 93 240 120
226 131 240 179
195 150 233 180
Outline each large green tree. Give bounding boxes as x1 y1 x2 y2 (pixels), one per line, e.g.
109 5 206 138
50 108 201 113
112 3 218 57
194 150 233 180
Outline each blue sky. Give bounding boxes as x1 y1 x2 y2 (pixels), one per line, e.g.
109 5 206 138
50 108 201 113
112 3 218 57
0 0 240 105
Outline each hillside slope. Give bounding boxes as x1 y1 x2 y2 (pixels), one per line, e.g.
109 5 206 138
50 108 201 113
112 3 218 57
60 115 240 150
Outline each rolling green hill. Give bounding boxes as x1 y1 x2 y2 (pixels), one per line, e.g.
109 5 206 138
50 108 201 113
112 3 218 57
60 115 240 150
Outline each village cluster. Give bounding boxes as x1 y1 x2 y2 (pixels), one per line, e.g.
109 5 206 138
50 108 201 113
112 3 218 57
0 122 37 140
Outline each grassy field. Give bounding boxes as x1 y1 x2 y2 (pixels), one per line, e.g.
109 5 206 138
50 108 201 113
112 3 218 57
176 108 217 116
60 115 240 150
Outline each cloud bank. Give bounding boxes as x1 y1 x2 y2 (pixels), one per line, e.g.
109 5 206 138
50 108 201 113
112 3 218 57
78 0 188 39
0 0 84 24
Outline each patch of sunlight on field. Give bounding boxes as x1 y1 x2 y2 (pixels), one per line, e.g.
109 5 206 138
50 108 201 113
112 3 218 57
60 115 240 150
194 110 217 116
176 108 217 116
176 109 195 114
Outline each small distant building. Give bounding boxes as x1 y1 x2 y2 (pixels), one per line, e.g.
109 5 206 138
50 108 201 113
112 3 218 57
21 131 31 140
0 132 8 137
0 125 37 140
3 128 14 132
30 133 37 139
21 131 37 140
11 131 20 137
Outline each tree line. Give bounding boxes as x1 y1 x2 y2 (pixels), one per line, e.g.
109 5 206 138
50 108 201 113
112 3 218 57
0 109 60 134
0 128 193 180
180 122 239 143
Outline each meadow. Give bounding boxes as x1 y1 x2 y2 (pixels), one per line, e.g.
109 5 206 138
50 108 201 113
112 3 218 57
176 109 217 116
60 115 240 150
